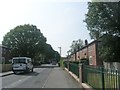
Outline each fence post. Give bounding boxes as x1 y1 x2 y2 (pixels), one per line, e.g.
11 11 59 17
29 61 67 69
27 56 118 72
101 67 105 90
79 63 84 85
118 70 120 90
68 61 69 71
116 70 118 89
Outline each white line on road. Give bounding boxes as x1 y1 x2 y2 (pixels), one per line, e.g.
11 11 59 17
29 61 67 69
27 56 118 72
3 68 46 88
4 76 32 88
0 76 2 90
42 69 53 88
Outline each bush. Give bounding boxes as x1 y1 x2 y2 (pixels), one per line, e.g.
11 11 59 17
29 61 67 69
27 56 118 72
4 60 11 64
80 58 89 65
69 61 79 64
59 59 64 69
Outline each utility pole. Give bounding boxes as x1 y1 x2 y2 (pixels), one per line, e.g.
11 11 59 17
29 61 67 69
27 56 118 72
58 47 61 57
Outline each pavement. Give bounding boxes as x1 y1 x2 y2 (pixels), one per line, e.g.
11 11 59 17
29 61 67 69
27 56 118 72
44 67 82 88
0 71 13 77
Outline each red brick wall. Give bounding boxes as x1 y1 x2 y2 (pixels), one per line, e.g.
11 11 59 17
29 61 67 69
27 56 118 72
2 46 11 63
88 43 97 65
70 54 75 61
79 48 88 59
69 41 102 66
77 51 79 60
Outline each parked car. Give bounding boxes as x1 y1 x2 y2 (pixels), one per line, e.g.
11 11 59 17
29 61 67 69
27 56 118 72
52 61 56 65
12 57 33 74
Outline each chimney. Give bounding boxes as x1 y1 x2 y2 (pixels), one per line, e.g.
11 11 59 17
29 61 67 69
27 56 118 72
85 39 88 46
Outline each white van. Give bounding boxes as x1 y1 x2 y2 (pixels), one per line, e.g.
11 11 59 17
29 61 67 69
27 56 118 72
12 57 33 74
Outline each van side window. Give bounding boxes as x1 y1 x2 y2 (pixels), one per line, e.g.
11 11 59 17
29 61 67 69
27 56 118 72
27 59 30 63
27 59 32 64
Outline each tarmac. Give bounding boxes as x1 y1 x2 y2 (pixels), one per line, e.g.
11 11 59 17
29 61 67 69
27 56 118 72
44 67 82 88
0 67 83 89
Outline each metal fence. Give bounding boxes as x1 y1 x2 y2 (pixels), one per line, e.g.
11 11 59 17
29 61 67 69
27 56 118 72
64 61 79 78
69 62 79 78
64 61 68 68
83 65 120 90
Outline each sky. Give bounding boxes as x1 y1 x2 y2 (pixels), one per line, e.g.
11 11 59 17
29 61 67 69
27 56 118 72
0 0 92 57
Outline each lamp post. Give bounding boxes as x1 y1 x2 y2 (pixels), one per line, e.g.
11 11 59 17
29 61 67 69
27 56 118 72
58 47 61 57
58 47 61 67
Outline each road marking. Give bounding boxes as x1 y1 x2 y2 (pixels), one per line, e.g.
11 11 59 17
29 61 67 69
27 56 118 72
42 68 53 88
3 68 46 88
4 76 32 88
0 76 2 90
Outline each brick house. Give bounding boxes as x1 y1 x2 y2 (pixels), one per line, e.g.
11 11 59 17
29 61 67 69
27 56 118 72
69 40 102 66
0 45 11 64
0 45 2 64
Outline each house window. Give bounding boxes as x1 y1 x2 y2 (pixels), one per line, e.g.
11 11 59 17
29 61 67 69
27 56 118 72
89 56 93 65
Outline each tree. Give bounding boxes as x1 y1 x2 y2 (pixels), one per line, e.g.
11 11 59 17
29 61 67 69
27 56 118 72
2 24 46 60
2 24 60 64
91 0 119 2
85 2 120 39
98 34 120 62
84 2 120 62
70 39 84 53
42 44 60 63
54 51 61 63
44 44 55 60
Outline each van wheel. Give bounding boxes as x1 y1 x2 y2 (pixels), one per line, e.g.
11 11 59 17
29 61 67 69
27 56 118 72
31 68 33 72
13 71 17 74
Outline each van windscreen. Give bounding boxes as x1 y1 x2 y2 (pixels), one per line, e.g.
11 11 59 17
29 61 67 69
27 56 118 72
13 59 26 64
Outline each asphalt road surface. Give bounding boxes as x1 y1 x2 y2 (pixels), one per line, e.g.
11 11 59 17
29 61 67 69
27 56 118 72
2 68 52 88
2 64 81 89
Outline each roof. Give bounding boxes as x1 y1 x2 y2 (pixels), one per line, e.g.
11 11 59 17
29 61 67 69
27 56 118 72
70 40 98 55
79 40 97 50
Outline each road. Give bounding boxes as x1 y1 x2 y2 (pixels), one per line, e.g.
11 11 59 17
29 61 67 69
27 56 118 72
2 64 81 89
2 68 52 88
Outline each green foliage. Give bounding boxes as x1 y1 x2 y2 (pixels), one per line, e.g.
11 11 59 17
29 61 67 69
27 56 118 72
4 60 11 64
2 24 60 64
2 24 46 58
91 0 119 2
85 2 120 62
59 59 64 69
99 35 120 62
69 61 79 64
69 39 84 54
85 2 119 39
44 44 55 60
54 51 61 62
43 44 60 63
